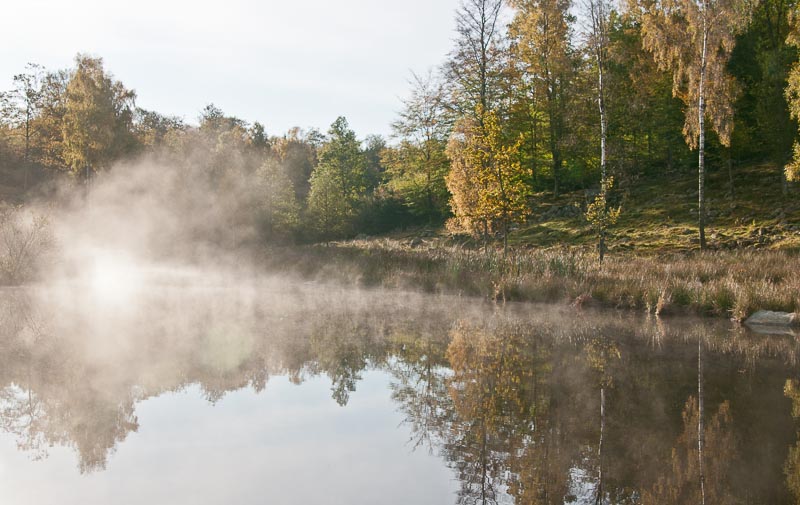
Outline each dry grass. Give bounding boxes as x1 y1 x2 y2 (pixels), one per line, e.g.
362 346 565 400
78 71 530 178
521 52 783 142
270 239 800 321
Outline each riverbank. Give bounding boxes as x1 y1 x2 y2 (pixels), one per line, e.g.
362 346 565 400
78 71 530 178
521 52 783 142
270 238 799 321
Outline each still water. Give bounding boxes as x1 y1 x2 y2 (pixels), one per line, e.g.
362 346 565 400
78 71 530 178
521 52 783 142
1 277 799 504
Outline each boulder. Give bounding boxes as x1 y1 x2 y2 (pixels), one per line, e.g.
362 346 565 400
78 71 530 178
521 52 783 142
744 310 799 327
744 324 800 338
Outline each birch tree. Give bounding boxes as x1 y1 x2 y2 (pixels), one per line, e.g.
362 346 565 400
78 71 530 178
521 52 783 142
630 0 750 249
585 0 615 261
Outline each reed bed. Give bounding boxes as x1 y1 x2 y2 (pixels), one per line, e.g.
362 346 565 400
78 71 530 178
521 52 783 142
271 239 800 320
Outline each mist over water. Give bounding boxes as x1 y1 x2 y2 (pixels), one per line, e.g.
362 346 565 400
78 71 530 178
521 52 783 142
2 158 800 504
2 271 800 504
36 156 270 289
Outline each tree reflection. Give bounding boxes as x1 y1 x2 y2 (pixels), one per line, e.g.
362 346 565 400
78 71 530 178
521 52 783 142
388 329 452 451
0 286 796 501
643 339 739 505
783 379 800 502
585 338 620 505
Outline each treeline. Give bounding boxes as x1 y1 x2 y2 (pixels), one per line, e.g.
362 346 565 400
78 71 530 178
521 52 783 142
1 0 799 247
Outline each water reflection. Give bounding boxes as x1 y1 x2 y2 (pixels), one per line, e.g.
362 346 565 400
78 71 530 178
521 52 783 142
0 282 798 503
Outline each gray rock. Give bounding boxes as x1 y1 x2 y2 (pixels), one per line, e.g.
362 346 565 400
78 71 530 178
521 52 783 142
745 310 799 327
745 324 800 338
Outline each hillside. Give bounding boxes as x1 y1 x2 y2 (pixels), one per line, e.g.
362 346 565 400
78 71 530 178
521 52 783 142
396 162 800 253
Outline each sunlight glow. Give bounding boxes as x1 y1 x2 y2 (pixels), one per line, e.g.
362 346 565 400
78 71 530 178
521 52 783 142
89 252 144 305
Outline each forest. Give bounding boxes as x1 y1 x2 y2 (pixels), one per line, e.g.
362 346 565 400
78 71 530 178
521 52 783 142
1 0 799 316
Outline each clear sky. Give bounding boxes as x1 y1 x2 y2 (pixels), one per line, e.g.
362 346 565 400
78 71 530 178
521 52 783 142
0 0 461 138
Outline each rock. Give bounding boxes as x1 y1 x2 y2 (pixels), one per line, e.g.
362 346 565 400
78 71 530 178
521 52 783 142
745 324 800 338
744 310 799 327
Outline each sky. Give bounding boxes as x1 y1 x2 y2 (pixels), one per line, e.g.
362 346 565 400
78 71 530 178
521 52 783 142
0 0 461 138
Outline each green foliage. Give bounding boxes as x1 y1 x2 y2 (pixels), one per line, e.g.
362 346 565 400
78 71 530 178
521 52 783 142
585 176 621 252
307 163 352 239
257 159 300 242
306 117 368 239
509 0 575 196
786 11 800 181
383 139 450 222
729 0 798 173
385 72 452 223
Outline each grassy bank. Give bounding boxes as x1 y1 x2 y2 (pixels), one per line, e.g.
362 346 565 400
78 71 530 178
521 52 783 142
264 162 800 320
272 239 799 320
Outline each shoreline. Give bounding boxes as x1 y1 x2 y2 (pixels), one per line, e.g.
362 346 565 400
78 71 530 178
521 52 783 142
267 238 800 323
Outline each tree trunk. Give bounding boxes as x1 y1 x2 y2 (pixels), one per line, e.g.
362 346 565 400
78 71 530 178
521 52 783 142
597 20 608 264
503 217 508 257
698 337 706 505
698 16 709 251
24 104 30 192
530 111 538 184
596 386 605 505
552 153 561 197
728 153 735 200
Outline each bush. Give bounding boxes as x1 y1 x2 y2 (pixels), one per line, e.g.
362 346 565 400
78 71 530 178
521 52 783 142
0 206 54 285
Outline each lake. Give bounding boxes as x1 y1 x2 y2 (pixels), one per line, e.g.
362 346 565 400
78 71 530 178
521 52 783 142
0 276 798 504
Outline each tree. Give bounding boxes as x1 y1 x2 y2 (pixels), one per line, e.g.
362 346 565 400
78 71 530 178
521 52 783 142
585 0 612 184
306 117 366 239
385 71 452 222
0 64 45 189
35 69 70 170
586 177 621 262
446 107 529 251
729 0 797 194
786 10 800 181
133 108 185 150
445 115 487 238
445 0 507 118
61 55 136 180
584 0 615 261
273 127 320 203
630 0 750 249
509 0 575 196
605 14 690 177
258 159 300 242
362 134 386 191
